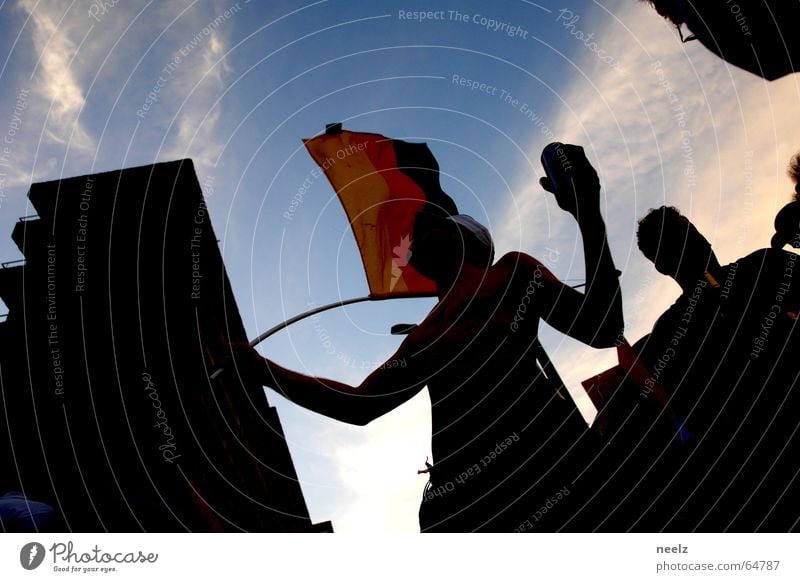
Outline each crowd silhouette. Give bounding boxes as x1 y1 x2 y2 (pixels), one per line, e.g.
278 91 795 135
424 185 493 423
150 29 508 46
623 198 800 531
3 1 800 534
233 144 800 532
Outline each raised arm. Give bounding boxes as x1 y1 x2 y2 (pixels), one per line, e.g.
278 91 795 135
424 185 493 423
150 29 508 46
229 340 428 426
536 145 623 347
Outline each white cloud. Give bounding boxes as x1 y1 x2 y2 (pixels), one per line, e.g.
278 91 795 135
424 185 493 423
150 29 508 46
493 0 800 421
328 390 432 532
12 0 245 178
160 0 245 171
17 0 95 152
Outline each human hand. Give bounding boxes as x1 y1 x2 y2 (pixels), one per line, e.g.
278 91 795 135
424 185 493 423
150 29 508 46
539 144 601 221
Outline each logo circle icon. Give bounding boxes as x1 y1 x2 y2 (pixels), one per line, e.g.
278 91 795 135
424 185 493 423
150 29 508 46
20 542 46 570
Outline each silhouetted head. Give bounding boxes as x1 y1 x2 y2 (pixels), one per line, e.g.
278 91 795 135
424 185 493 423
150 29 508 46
409 212 494 287
789 151 800 201
637 206 719 286
769 153 800 248
639 0 685 25
772 201 800 249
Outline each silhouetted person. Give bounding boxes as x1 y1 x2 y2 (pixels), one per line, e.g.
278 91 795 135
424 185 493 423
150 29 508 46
634 204 800 530
633 206 725 431
232 144 623 532
640 0 800 80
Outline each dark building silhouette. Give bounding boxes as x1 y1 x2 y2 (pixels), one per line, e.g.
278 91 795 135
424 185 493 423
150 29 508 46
0 159 331 532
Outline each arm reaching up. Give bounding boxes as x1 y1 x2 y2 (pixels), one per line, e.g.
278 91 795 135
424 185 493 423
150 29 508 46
536 144 623 347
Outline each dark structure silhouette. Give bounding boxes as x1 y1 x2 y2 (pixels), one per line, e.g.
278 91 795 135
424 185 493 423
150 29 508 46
642 0 800 80
0 160 330 532
233 144 624 532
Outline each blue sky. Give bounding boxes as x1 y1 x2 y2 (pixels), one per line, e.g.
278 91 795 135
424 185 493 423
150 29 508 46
1 0 799 531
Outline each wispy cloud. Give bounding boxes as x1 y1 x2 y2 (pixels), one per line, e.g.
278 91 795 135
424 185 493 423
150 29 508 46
12 0 246 180
160 0 247 171
17 0 95 152
493 0 800 419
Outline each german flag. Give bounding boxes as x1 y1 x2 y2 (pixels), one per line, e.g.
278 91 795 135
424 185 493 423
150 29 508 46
304 127 458 298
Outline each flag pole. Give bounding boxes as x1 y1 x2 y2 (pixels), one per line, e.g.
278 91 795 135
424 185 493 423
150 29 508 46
211 280 589 380
210 294 435 380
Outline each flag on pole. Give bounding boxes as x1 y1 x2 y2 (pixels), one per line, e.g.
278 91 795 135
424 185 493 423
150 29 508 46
304 128 458 298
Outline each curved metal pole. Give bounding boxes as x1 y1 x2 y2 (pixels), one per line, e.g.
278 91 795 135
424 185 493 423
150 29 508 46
210 294 434 380
211 279 590 381
248 295 376 348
